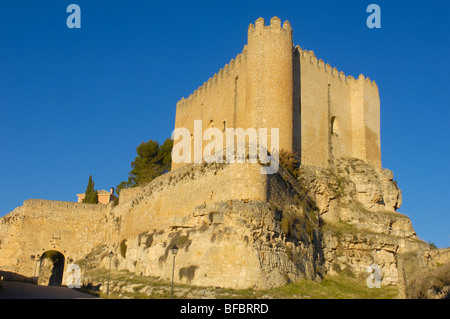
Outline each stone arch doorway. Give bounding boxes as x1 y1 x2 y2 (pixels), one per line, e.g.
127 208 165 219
38 250 65 286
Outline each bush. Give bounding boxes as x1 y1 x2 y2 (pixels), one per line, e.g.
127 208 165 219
406 263 450 299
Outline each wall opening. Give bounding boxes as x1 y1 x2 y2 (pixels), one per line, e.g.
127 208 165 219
222 120 227 132
208 120 214 128
331 116 339 136
38 250 65 286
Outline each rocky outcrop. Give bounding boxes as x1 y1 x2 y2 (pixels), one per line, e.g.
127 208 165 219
298 158 446 292
104 200 321 289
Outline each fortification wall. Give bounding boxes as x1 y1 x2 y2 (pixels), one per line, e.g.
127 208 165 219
106 162 311 289
119 186 142 204
298 47 381 168
362 78 381 168
173 47 248 169
0 200 110 280
111 162 269 243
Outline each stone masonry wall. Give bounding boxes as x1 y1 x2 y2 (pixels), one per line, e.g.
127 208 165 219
0 200 110 284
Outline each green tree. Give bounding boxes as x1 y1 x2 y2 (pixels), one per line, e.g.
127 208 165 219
117 138 173 194
82 175 98 204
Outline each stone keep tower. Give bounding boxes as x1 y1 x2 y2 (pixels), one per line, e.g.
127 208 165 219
246 17 296 155
172 17 381 170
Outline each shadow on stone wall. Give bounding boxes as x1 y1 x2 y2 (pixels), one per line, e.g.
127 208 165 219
0 270 37 284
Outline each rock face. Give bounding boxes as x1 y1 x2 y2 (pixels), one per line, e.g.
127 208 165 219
298 158 437 290
113 200 320 289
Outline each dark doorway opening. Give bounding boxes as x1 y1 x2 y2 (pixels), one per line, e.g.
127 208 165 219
38 250 65 286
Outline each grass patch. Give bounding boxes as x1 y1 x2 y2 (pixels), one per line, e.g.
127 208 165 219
264 275 399 299
85 269 399 299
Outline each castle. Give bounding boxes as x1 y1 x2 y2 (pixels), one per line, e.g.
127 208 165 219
173 16 381 170
0 18 446 294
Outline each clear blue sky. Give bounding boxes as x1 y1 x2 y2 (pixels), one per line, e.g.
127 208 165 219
0 1 448 248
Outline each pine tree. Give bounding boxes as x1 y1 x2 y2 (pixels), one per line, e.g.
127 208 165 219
82 175 98 204
116 138 173 194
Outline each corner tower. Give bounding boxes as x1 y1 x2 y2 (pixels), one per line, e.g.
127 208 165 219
246 17 296 153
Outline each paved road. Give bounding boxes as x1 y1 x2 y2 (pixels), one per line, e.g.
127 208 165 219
0 280 99 299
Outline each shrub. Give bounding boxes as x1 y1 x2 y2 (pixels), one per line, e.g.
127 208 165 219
406 263 450 299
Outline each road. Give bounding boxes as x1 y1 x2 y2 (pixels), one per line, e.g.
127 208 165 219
0 280 99 299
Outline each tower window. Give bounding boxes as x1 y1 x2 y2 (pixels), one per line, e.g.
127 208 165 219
331 116 339 136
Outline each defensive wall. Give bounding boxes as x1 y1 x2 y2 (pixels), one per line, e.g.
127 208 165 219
0 161 304 287
0 199 110 283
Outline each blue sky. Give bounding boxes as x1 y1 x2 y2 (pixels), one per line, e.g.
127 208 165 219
0 1 448 248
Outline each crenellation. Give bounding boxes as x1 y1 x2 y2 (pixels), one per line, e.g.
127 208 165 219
212 72 218 84
254 17 265 29
332 67 339 77
270 16 281 28
346 75 355 84
174 44 248 126
318 59 325 69
229 58 235 70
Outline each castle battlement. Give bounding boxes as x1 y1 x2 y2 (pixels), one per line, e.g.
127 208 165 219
297 46 377 86
248 16 292 32
176 47 247 110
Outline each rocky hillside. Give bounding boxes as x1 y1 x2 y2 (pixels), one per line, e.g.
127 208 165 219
297 158 448 296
